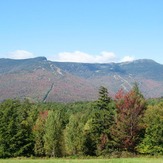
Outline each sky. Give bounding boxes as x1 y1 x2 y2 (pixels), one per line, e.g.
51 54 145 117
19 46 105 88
0 0 163 63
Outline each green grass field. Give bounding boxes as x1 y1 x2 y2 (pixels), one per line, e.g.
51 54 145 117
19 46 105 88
0 158 163 163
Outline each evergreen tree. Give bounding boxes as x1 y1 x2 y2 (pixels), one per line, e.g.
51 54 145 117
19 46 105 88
0 99 20 157
13 99 36 156
96 86 111 110
87 86 115 155
0 99 36 157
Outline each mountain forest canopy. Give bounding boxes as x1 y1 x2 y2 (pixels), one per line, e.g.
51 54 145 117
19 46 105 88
1 57 163 102
0 85 163 158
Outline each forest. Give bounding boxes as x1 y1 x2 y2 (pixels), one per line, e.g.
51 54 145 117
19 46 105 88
0 85 163 158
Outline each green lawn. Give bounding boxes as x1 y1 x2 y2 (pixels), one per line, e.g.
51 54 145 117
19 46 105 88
0 158 163 163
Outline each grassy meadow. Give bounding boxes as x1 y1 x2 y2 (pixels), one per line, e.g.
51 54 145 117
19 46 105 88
0 158 163 163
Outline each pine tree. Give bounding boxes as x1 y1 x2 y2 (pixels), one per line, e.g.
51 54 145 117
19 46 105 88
0 99 36 157
87 86 115 155
96 86 111 110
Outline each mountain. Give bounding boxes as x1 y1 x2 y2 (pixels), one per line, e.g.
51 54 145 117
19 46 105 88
0 57 163 102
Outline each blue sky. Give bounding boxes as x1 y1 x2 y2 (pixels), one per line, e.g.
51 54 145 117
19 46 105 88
0 0 163 63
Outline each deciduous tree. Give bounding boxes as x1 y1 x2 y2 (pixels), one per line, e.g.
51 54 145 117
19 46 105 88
137 102 163 155
44 109 65 157
112 85 146 152
33 110 48 156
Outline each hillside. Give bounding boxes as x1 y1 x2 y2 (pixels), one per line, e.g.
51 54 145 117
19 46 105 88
0 57 163 102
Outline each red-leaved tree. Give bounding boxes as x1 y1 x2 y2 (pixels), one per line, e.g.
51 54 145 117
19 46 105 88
111 84 146 152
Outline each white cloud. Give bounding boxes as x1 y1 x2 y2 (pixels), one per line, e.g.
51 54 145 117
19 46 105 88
120 56 135 62
50 51 117 63
7 50 35 59
6 50 135 63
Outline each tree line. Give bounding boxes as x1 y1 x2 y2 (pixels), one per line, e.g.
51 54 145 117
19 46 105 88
0 85 163 158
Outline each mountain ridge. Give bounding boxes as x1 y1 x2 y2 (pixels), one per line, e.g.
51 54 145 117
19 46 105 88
0 57 163 102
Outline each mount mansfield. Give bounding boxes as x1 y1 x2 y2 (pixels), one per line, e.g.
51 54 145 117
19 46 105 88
0 57 163 102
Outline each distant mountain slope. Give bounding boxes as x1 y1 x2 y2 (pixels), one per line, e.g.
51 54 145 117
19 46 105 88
53 62 125 78
119 59 163 80
0 57 163 102
0 57 97 102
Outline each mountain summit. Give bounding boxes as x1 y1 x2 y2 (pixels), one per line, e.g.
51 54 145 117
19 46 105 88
0 57 163 102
